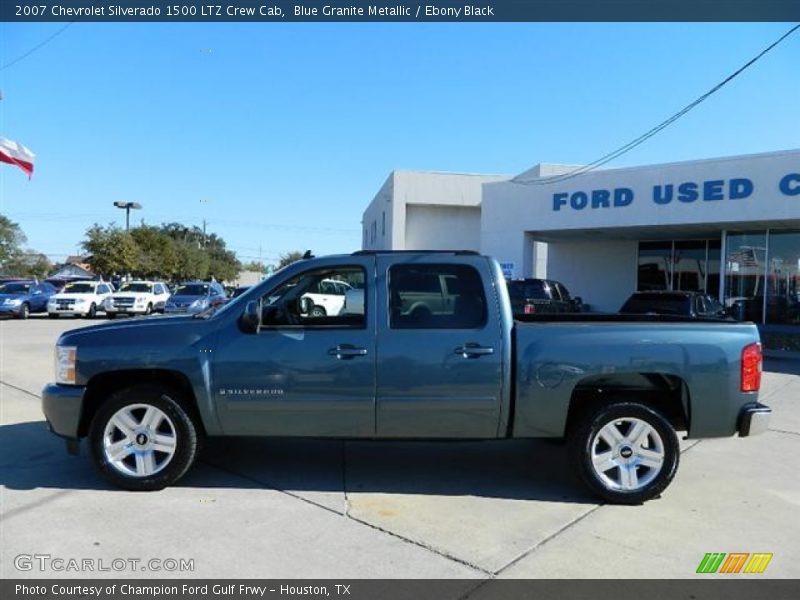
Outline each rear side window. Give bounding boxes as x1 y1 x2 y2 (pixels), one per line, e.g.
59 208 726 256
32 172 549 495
390 264 486 329
508 280 547 300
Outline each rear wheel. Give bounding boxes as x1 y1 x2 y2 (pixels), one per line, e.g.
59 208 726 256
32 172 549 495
309 305 326 318
568 401 679 504
89 385 200 491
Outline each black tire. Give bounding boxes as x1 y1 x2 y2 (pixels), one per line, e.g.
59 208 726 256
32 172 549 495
88 384 200 491
309 305 326 318
568 401 679 504
18 303 30 320
86 303 97 319
145 303 152 316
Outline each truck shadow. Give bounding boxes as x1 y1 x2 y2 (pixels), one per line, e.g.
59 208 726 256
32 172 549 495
764 357 800 376
0 420 595 504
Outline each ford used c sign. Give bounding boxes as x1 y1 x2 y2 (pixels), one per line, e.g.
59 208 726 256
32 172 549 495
552 172 800 211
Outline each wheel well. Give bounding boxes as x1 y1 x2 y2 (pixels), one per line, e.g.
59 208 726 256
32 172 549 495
565 372 689 435
79 369 205 437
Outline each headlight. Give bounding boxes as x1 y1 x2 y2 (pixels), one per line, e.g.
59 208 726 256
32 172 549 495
190 299 207 308
5 298 22 306
55 346 77 385
74 298 86 304
103 298 113 307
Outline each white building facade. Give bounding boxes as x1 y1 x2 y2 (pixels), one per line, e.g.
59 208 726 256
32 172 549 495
362 149 800 350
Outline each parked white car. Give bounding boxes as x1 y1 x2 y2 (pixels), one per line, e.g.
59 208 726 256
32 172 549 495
47 281 114 319
303 278 352 317
103 281 171 318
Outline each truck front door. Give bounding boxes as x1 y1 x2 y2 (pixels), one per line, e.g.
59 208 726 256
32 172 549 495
375 256 504 438
213 259 376 436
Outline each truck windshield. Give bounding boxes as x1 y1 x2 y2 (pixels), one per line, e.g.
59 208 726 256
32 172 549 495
63 283 95 294
119 283 153 293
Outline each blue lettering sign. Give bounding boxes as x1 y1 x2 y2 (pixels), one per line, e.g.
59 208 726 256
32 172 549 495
653 185 673 205
571 192 589 210
780 173 800 196
730 178 753 199
703 180 725 201
614 188 634 207
591 189 610 208
553 193 569 211
677 182 698 202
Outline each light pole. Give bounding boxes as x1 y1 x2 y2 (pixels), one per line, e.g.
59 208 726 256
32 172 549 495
113 201 142 231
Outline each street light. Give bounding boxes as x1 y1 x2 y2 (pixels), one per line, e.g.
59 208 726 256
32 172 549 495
113 201 142 231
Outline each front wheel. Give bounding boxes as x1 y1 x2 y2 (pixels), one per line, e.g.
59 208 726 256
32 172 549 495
568 401 679 504
89 385 200 491
309 305 326 318
18 303 30 320
86 303 97 319
144 303 153 316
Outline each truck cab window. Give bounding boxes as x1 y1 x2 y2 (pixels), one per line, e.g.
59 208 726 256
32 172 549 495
389 264 486 329
260 267 365 328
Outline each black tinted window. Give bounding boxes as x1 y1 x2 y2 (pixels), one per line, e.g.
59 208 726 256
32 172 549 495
507 280 547 300
390 264 486 329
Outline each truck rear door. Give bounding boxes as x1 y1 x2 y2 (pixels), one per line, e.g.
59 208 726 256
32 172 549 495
375 255 504 438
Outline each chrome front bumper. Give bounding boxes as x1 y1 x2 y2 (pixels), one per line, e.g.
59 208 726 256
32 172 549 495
738 403 772 437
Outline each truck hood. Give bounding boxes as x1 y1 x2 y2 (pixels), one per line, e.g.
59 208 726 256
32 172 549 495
57 314 196 345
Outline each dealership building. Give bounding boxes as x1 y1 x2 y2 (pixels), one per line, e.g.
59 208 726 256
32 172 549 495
362 149 800 349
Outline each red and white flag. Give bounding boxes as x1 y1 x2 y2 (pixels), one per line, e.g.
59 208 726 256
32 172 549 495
0 137 35 178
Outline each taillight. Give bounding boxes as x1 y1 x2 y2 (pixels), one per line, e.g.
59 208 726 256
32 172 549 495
741 342 762 392
524 304 536 314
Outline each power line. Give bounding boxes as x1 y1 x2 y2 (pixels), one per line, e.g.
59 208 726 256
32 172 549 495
0 22 75 72
511 23 800 187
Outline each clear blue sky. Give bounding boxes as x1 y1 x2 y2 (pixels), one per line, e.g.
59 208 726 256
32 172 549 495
1 23 798 264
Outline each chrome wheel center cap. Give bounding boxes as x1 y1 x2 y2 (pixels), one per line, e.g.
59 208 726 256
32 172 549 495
619 445 634 460
135 432 149 446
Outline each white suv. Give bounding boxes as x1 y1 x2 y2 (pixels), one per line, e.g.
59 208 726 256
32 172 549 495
303 278 353 317
103 281 171 318
47 281 115 319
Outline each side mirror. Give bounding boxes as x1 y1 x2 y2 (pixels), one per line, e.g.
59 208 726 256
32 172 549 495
240 301 260 333
298 296 314 315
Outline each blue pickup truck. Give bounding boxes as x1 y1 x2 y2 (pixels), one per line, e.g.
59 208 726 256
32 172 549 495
42 251 770 503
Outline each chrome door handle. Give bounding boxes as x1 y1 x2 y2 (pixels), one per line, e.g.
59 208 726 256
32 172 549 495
328 344 368 360
455 344 495 358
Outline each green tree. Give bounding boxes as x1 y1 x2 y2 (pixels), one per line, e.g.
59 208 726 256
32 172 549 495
0 215 27 268
277 251 306 270
174 240 210 281
130 226 179 279
82 224 139 277
3 252 51 278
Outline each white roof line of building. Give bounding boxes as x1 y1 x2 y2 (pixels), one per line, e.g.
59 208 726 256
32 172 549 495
392 168 512 178
514 148 800 180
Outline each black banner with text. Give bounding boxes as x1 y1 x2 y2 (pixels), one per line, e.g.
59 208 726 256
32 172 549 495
3 0 800 22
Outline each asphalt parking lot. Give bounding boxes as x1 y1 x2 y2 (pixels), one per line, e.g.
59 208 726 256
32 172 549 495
1 316 799 579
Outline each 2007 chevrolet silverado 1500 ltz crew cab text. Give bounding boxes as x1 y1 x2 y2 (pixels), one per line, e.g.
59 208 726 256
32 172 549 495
42 251 770 504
